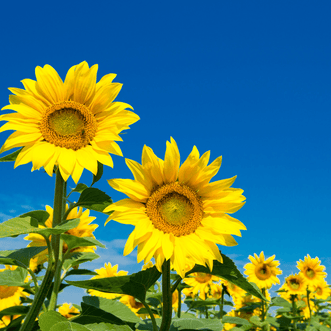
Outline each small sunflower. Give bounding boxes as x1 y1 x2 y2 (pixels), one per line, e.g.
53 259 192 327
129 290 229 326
310 279 331 300
0 61 139 183
104 138 246 277
297 255 327 286
244 251 282 289
183 272 221 300
88 262 128 299
279 273 307 300
58 303 80 319
24 205 97 271
0 266 29 311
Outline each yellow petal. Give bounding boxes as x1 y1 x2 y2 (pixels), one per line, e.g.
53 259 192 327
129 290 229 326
76 147 98 175
164 137 180 183
178 146 200 184
74 63 98 105
125 159 153 192
108 178 150 202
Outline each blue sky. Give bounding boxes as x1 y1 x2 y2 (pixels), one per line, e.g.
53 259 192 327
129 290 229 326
0 1 331 305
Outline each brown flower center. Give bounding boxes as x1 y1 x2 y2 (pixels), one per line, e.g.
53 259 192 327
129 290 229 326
195 273 212 283
0 285 18 299
306 268 315 279
255 263 271 280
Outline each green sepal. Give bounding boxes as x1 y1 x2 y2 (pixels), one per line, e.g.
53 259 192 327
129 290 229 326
66 266 162 302
62 252 100 270
186 253 266 301
0 246 47 269
61 234 106 251
0 148 23 162
76 188 112 214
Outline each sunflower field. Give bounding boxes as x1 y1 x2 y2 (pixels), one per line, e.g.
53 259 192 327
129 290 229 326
0 62 330 331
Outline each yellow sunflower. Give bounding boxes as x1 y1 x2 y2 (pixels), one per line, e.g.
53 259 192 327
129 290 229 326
119 295 149 319
88 262 127 299
310 279 331 300
183 272 221 300
0 61 139 183
222 280 246 304
244 251 282 289
0 266 29 311
279 273 307 300
297 255 327 287
24 205 97 271
58 303 80 319
104 138 246 277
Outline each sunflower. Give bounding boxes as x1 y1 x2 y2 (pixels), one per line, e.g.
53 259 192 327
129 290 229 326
88 262 128 299
58 303 80 319
104 138 246 277
120 295 148 319
0 266 29 311
24 205 97 271
0 61 139 183
279 273 307 300
310 279 331 300
297 255 327 287
244 252 282 289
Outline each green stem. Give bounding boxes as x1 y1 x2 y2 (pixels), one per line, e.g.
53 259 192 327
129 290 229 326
27 268 47 312
48 169 66 311
19 264 56 331
171 277 182 293
159 259 172 331
177 289 182 318
142 299 158 331
306 286 312 326
219 284 225 319
290 294 298 331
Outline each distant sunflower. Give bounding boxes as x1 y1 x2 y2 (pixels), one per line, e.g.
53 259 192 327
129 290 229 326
0 61 139 183
88 262 127 299
297 255 327 286
104 138 246 277
0 266 29 311
58 303 80 319
244 251 282 289
24 205 97 271
279 273 307 300
183 272 221 300
310 279 331 300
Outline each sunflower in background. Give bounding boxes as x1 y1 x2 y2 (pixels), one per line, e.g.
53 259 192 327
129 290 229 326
58 303 80 319
244 251 282 289
105 138 246 278
0 266 29 311
0 61 139 183
88 262 128 299
279 273 307 300
24 205 97 272
297 254 327 287
310 279 331 300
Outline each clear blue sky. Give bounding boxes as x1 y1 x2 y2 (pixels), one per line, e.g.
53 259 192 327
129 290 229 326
0 1 330 304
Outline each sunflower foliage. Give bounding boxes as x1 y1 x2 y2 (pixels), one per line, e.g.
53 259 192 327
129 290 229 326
0 62 329 331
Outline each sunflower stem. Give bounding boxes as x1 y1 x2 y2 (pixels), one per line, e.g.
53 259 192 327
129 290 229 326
290 294 298 331
306 286 312 326
142 299 158 331
160 259 172 331
219 284 225 319
48 169 66 311
177 289 182 318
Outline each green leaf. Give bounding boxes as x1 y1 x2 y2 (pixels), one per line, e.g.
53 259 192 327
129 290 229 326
249 316 263 327
222 316 252 326
61 234 105 252
66 266 162 302
0 267 29 286
184 299 221 309
19 210 50 226
136 319 162 330
71 183 89 194
0 305 30 318
187 253 266 301
65 269 98 278
76 188 112 214
0 148 23 162
39 311 67 331
91 162 103 187
63 252 100 270
49 322 91 331
85 323 132 331
0 246 47 268
172 317 223 331
0 216 80 239
270 297 291 308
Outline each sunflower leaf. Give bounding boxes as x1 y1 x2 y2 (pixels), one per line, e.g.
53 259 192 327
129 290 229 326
64 268 98 278
19 210 50 226
0 305 30 318
61 234 106 252
171 317 223 331
0 266 29 286
222 316 252 326
84 323 133 331
76 188 112 214
63 252 100 270
186 253 266 301
66 266 162 302
38 311 73 331
0 246 47 269
0 148 23 162
0 216 80 238
91 162 103 187
72 183 89 194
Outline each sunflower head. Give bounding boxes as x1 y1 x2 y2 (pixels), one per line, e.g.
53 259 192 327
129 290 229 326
297 254 327 286
88 262 128 300
244 251 282 289
0 61 139 183
58 303 80 319
310 279 331 300
104 138 246 277
279 273 307 300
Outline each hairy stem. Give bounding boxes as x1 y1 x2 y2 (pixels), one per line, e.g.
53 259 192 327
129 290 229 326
160 259 172 331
